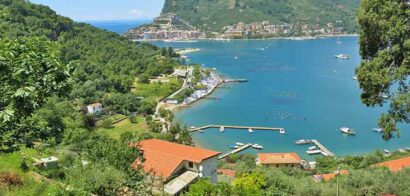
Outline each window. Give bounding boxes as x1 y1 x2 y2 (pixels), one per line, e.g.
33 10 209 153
188 162 194 168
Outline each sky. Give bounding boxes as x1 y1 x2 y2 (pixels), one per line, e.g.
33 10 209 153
30 0 165 21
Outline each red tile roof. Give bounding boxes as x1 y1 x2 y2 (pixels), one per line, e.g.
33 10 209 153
133 139 220 179
376 157 410 172
313 170 349 182
257 153 301 164
217 169 235 177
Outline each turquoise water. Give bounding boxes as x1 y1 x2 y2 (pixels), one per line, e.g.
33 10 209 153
152 37 409 159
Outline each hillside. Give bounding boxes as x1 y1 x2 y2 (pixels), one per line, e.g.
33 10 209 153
162 0 360 34
0 0 179 110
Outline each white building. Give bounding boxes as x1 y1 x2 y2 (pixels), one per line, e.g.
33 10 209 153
133 139 221 195
86 103 102 114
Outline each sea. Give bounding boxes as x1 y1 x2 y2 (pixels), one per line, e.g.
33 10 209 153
95 22 409 160
86 20 151 35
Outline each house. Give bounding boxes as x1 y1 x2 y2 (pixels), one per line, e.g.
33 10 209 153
172 69 188 78
256 153 302 168
133 139 221 195
86 103 102 114
313 170 349 182
37 156 59 168
376 156 410 172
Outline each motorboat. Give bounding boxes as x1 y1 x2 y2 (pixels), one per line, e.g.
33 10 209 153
280 129 286 134
372 128 383 133
235 142 245 146
335 54 350 59
384 149 391 154
306 149 322 155
220 127 225 132
295 139 312 145
228 144 236 149
340 127 356 135
252 144 263 150
398 148 406 153
248 128 254 133
308 146 317 151
352 76 358 80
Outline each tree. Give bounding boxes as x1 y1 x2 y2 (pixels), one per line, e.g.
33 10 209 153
0 37 73 152
232 172 267 195
186 179 217 196
356 0 410 140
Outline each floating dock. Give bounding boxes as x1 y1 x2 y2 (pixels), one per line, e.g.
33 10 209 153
311 139 335 157
218 143 252 160
189 125 284 132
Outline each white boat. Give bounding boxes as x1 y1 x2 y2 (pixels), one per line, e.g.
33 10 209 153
352 76 358 80
308 146 317 151
340 127 356 135
336 41 343 44
234 56 239 59
248 128 254 133
372 128 383 133
398 148 406 153
220 127 225 132
252 144 263 149
306 149 322 155
190 126 196 129
199 130 204 133
295 139 312 145
384 149 391 154
335 54 350 59
280 129 286 134
235 142 245 146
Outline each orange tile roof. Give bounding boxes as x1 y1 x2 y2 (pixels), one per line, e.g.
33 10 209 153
133 139 221 179
314 170 349 182
257 153 301 164
376 157 410 172
217 169 235 177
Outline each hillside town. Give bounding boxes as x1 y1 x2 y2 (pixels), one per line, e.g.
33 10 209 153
124 13 348 40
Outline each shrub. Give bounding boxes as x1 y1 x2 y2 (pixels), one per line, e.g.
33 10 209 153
0 172 23 186
101 119 113 129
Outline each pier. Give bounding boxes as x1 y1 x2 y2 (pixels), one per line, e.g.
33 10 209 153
224 79 248 83
189 125 284 132
218 143 252 160
311 139 335 157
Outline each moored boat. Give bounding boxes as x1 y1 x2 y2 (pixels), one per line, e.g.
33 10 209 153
340 127 356 135
383 149 391 154
280 128 286 134
308 146 317 151
248 128 254 133
220 127 225 132
372 128 383 133
295 139 312 145
235 142 245 146
252 144 263 150
306 149 322 155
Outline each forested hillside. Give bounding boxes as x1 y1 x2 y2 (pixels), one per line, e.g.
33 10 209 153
162 0 360 33
0 0 177 108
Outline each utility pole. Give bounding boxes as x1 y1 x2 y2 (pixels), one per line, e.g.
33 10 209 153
336 165 340 196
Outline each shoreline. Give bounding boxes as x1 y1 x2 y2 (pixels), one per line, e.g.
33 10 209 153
132 34 358 42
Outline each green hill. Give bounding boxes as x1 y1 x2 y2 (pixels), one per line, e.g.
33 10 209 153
162 0 360 33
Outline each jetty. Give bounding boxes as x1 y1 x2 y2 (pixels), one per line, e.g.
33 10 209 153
311 139 335 157
224 79 248 83
189 125 284 132
218 143 252 160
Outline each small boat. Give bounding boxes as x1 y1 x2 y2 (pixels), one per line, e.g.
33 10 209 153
252 144 263 150
306 149 322 155
308 146 317 151
352 76 358 80
190 126 196 129
235 142 244 146
398 148 406 153
335 54 350 59
336 41 343 44
340 127 356 135
372 128 383 133
220 127 225 132
234 56 239 59
228 144 236 149
295 139 312 145
248 128 254 133
280 129 286 134
384 149 391 154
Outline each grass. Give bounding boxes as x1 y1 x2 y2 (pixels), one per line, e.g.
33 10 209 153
98 116 154 139
132 77 183 100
